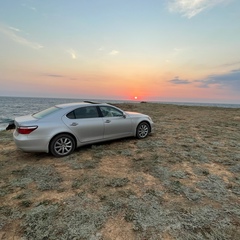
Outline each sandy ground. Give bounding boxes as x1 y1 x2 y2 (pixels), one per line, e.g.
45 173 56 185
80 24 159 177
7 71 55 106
0 103 240 239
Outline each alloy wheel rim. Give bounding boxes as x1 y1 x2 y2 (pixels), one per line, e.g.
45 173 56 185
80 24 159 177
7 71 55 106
54 137 72 155
138 124 149 138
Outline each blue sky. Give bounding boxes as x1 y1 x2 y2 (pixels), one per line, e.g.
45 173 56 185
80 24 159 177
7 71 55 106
0 0 239 103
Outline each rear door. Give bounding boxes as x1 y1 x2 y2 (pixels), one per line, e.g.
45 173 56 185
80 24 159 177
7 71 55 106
99 106 133 139
62 106 104 142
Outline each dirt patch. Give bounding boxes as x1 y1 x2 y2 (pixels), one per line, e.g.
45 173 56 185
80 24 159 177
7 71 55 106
101 214 135 240
98 156 131 177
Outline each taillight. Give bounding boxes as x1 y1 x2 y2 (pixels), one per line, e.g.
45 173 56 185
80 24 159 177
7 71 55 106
17 126 38 134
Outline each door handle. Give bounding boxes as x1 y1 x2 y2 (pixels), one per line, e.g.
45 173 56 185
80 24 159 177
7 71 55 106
70 122 78 126
105 120 111 123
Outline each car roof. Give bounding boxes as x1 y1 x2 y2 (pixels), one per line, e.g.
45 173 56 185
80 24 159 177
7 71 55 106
55 101 110 109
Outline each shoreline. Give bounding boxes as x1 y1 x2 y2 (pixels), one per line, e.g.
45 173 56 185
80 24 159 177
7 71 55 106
0 122 14 131
1 101 240 131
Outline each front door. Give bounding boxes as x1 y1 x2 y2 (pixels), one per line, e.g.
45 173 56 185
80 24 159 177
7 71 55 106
99 106 132 139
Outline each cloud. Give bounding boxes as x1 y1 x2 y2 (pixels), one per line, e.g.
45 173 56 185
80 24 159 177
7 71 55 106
109 50 119 55
170 69 240 92
21 4 36 11
0 23 43 49
8 26 20 32
41 73 81 81
218 61 240 68
167 0 227 18
43 74 64 78
196 69 240 90
66 49 77 59
169 76 191 84
173 48 182 52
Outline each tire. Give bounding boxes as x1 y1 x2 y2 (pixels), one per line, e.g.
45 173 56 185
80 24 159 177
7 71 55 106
136 122 150 139
50 134 75 157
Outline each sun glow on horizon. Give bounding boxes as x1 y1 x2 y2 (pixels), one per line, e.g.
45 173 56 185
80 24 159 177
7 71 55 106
0 1 239 104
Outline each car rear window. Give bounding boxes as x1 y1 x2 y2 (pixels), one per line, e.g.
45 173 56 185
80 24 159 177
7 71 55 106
33 106 60 119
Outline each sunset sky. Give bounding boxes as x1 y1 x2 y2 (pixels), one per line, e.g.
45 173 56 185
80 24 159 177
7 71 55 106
0 0 240 103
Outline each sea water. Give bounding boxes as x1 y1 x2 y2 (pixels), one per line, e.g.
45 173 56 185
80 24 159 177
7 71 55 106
0 96 239 131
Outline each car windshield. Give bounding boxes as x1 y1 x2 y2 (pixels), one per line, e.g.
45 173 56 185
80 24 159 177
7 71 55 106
32 106 60 119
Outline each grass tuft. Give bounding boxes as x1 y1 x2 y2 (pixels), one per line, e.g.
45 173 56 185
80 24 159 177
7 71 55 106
105 177 129 187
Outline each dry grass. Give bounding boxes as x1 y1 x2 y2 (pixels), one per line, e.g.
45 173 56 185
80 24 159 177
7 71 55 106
0 103 240 239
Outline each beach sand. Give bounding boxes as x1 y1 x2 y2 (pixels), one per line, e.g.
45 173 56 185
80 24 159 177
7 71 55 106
0 103 240 239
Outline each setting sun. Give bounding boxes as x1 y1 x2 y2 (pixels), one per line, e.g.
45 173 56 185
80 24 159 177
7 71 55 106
134 96 138 100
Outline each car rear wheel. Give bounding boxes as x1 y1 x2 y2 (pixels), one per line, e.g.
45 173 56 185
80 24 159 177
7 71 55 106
50 134 75 157
136 122 150 139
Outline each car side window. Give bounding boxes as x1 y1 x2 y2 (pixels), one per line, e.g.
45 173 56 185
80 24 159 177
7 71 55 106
67 106 99 119
66 111 75 119
99 106 123 117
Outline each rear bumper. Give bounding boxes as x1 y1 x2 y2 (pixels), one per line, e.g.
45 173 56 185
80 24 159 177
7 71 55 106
13 130 49 153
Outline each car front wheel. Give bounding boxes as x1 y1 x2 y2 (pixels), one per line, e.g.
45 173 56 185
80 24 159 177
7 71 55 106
136 122 150 139
50 134 75 157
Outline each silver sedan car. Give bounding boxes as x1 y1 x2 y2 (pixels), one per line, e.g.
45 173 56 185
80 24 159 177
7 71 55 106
13 101 154 157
